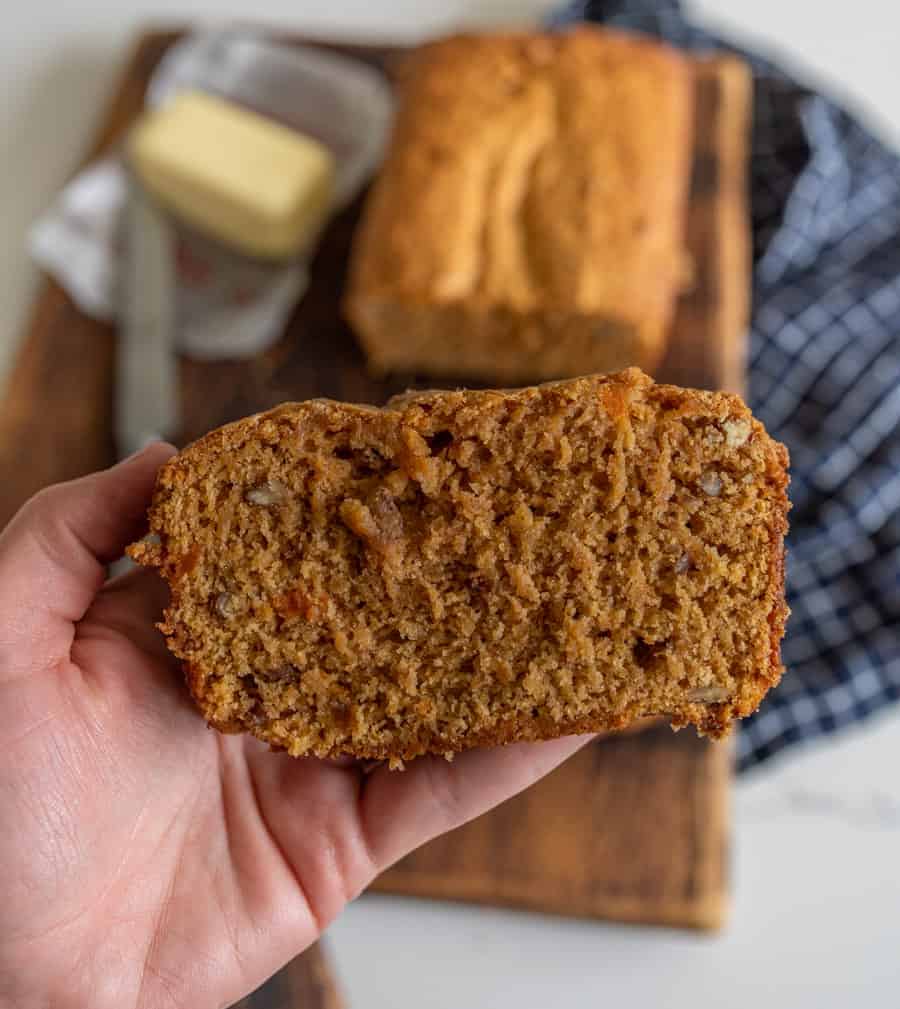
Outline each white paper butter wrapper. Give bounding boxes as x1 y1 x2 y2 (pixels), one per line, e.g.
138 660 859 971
29 28 393 360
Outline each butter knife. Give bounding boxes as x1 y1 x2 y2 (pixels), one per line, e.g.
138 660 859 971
116 181 178 458
111 182 178 577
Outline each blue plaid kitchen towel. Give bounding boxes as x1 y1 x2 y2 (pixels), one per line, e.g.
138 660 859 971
552 1 900 770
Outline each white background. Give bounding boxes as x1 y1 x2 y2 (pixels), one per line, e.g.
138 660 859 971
2 2 899 1005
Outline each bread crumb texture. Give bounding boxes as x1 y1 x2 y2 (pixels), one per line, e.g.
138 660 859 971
129 369 790 763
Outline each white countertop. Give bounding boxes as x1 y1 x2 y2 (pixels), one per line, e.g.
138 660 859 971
331 708 900 1007
3 2 899 1003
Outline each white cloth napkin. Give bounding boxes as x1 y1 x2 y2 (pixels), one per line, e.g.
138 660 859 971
28 28 393 359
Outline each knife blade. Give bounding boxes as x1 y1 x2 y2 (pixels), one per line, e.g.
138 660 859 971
110 182 178 578
116 181 178 459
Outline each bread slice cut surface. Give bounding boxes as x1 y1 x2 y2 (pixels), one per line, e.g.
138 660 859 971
130 369 790 764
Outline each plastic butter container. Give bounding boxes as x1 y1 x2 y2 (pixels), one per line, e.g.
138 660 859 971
138 28 394 358
146 29 392 214
30 29 393 359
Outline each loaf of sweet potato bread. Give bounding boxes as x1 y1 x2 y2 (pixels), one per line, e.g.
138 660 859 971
130 369 789 765
344 28 694 383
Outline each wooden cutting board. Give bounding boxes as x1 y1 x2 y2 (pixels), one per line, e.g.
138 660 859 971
236 943 343 1009
0 31 751 932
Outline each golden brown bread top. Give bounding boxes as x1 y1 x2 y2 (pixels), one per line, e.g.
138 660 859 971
347 27 694 321
152 368 787 484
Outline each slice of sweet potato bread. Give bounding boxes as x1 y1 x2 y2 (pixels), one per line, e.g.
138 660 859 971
130 369 790 764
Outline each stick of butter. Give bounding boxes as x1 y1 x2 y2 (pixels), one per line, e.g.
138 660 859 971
129 91 336 260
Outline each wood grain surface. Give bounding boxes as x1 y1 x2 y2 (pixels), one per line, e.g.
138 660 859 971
376 724 732 928
233 942 344 1009
0 31 751 933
